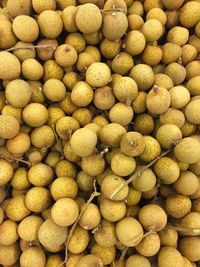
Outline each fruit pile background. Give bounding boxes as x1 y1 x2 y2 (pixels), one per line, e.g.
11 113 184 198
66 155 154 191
0 0 200 266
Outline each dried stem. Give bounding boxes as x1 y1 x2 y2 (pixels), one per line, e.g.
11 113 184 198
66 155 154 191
119 246 128 263
110 149 171 199
61 180 101 265
5 44 56 52
101 8 124 13
0 152 32 167
168 225 200 234
51 125 64 159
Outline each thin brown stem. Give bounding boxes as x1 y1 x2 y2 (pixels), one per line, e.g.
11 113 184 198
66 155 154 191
168 225 200 234
5 44 56 52
110 149 171 199
101 8 124 13
61 180 101 266
0 152 32 167
51 125 64 159
119 246 128 263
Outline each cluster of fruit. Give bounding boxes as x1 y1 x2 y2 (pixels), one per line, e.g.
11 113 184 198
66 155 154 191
0 0 200 266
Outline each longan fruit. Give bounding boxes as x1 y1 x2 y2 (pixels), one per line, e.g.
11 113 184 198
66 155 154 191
56 116 80 140
37 39 58 61
65 32 86 53
43 60 64 81
185 60 200 80
92 115 109 126
130 64 154 91
5 79 31 108
62 72 81 91
109 103 133 126
174 137 200 164
68 225 89 254
128 14 144 30
113 76 138 103
76 52 95 73
79 203 101 230
76 171 94 192
179 237 200 262
51 176 78 201
0 219 18 246
6 195 30 221
85 45 101 61
154 157 180 184
158 247 183 267
174 171 199 196
0 159 13 186
32 0 56 13
146 7 167 25
86 62 111 87
164 62 186 85
28 81 45 104
111 152 136 176
83 31 102 45
156 124 182 149
100 123 126 148
142 19 163 41
111 52 134 75
181 211 200 232
61 6 78 32
20 246 46 267
142 44 162 66
132 91 147 113
116 217 144 247
71 81 93 107
169 86 190 109
182 44 198 65
100 38 121 59
132 166 156 192
159 108 185 128
7 0 31 17
166 194 192 218
6 131 30 155
139 135 161 162
22 103 48 127
103 0 127 13
167 26 189 45
94 86 115 110
64 141 81 162
55 44 77 68
134 113 154 135
128 1 144 16
0 19 17 49
125 30 146 56
47 106 65 126
38 218 68 248
126 254 151 267
136 232 160 257
0 51 21 80
91 243 115 265
75 3 102 34
159 225 178 248
139 204 167 231
51 197 79 227
182 257 196 267
102 11 128 41
81 154 105 176
120 132 145 157
179 1 200 28
144 0 163 12
31 125 55 149
71 128 97 157
25 187 51 212
18 215 43 241
146 86 171 115
77 254 103 267
46 254 64 267
0 243 20 266
55 159 77 178
185 99 200 124
154 73 174 89
186 75 200 96
101 175 129 201
72 108 93 126
43 79 66 102
2 105 22 125
13 41 36 62
94 219 116 247
162 0 184 10
28 163 53 187
38 10 63 38
162 43 182 65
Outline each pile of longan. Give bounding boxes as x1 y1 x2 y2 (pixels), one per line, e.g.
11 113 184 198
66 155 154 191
0 0 200 266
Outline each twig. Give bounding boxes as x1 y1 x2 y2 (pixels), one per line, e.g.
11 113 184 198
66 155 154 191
119 246 128 263
110 149 171 199
5 44 56 52
0 152 32 167
168 225 200 234
51 125 64 159
60 180 101 266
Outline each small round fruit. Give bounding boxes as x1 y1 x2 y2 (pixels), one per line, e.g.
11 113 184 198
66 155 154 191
100 123 126 148
130 64 154 91
111 152 136 176
100 198 126 222
28 163 53 187
142 19 163 41
136 232 160 257
164 62 186 85
18 215 43 241
94 219 116 247
125 30 146 56
174 171 198 196
6 195 30 221
126 254 151 267
71 81 94 107
0 220 18 246
179 236 200 262
81 154 105 176
120 131 145 157
139 136 161 162
25 187 51 212
179 1 200 28
79 203 101 230
68 225 89 254
20 247 46 267
185 99 200 124
0 159 13 186
109 103 134 126
22 103 48 127
169 86 190 109
0 52 21 80
86 62 111 87
156 124 182 149
51 176 78 200
166 194 192 218
158 247 184 267
77 254 103 267
43 79 66 102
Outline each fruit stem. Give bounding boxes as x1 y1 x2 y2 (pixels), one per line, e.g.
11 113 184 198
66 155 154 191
5 44 56 52
153 85 158 94
110 148 171 199
0 152 32 167
61 180 101 265
168 224 200 234
51 125 64 159
101 7 124 13
119 246 128 263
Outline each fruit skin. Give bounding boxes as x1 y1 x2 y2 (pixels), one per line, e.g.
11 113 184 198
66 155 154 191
179 237 200 262
185 99 200 124
7 0 31 18
158 246 184 267
86 62 111 87
174 137 200 164
0 242 20 266
20 247 46 267
0 51 21 80
0 114 20 139
75 3 102 34
130 64 154 91
179 1 200 28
